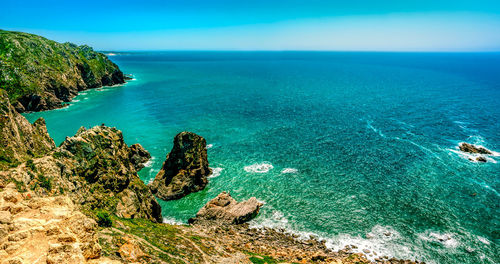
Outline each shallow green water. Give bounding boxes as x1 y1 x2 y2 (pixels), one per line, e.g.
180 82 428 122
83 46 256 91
25 52 500 263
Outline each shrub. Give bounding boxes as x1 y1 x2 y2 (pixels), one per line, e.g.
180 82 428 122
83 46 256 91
26 159 36 171
96 211 113 227
37 174 52 191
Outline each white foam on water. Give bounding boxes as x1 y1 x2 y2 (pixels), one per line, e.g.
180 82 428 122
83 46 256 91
448 144 498 164
477 236 490 245
327 227 402 261
143 156 155 168
106 53 116 56
250 215 412 263
244 162 274 173
208 167 223 178
72 99 80 102
206 144 213 149
417 231 459 248
162 217 183 225
281 168 298 174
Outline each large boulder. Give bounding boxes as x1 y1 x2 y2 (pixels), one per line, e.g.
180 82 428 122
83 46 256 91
149 132 211 200
189 191 263 225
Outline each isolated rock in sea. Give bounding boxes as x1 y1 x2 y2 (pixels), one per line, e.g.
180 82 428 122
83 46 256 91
149 132 212 200
459 142 492 155
476 156 487 163
189 191 263 225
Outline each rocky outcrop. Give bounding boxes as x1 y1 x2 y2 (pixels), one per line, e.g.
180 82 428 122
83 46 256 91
459 142 492 154
129 144 151 171
53 126 162 222
149 132 211 200
189 191 263 225
0 91 161 223
0 89 55 170
0 183 106 263
0 30 126 112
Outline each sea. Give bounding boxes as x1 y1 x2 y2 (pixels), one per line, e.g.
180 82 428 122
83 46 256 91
25 51 500 263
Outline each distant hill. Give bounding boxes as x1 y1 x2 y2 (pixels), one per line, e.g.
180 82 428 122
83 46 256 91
0 30 126 112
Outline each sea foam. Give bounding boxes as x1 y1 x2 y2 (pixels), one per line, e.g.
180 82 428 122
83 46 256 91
209 167 224 178
281 168 298 174
244 162 274 173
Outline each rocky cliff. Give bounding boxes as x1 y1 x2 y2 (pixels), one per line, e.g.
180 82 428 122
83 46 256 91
0 89 161 223
0 30 126 112
150 131 212 200
0 89 55 170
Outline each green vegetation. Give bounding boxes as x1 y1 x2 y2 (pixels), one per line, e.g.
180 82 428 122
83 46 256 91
246 252 279 264
37 174 52 191
96 210 113 227
0 30 124 111
26 159 36 171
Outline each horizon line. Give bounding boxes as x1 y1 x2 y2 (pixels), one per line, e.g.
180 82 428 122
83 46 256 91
98 49 500 53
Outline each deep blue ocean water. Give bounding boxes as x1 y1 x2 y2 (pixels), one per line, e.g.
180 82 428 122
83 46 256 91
25 52 500 263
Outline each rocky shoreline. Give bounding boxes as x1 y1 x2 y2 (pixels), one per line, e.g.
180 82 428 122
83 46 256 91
0 85 424 263
0 30 424 263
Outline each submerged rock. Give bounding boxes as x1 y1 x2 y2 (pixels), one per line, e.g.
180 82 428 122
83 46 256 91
459 142 492 155
149 132 211 200
188 191 263 225
476 156 487 163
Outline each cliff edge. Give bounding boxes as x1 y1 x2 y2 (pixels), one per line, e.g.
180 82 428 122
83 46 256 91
0 30 126 112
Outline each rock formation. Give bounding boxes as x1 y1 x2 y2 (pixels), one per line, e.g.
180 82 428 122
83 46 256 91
149 131 212 200
459 142 492 155
0 90 162 223
56 126 162 222
0 183 106 263
189 191 263 225
0 30 126 112
0 89 55 170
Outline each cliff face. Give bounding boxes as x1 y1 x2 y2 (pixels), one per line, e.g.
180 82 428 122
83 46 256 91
0 89 55 170
0 30 126 112
0 89 161 223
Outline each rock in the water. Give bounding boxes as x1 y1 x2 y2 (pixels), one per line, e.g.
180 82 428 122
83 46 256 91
149 132 211 200
189 191 263 225
476 156 487 162
459 143 492 155
129 143 151 171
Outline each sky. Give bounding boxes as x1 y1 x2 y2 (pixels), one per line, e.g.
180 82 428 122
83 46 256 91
2 0 500 51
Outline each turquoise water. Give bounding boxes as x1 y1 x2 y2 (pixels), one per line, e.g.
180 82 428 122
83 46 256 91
25 52 499 263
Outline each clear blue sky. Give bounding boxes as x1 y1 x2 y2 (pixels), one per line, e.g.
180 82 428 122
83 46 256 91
2 0 500 51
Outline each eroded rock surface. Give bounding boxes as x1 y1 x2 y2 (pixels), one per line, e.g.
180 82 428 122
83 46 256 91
0 90 55 170
459 142 492 155
0 183 106 263
189 191 263 225
150 131 211 200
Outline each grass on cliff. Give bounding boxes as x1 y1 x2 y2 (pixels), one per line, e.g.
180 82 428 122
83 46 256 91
99 215 212 263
